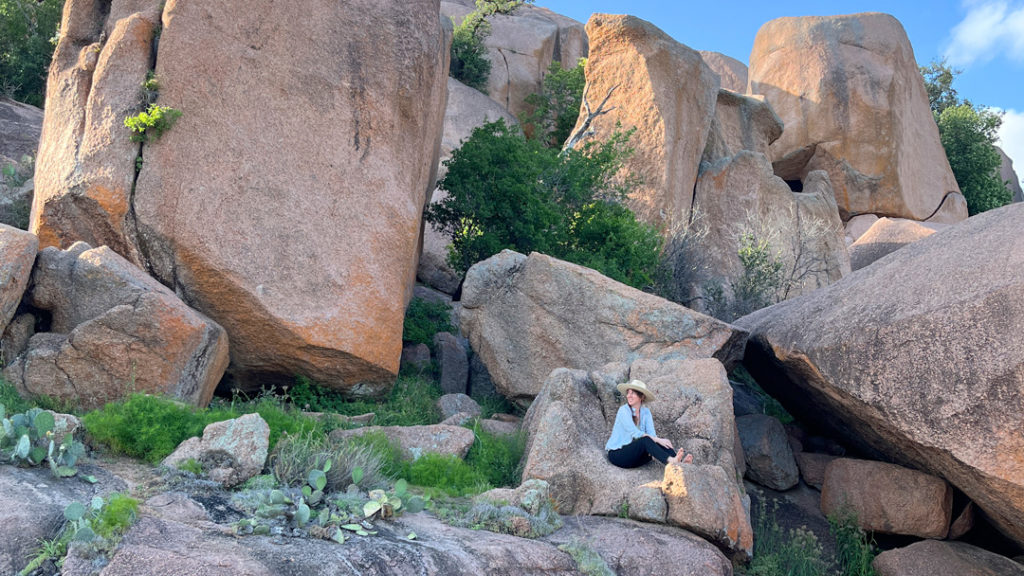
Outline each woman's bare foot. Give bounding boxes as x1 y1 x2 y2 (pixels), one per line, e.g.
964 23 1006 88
682 453 693 464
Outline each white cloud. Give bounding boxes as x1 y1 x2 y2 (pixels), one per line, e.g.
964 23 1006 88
996 108 1024 188
945 1 1024 66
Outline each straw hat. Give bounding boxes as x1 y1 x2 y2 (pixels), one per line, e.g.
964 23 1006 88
616 379 655 402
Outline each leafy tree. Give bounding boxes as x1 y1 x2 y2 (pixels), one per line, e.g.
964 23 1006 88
425 119 661 289
449 0 532 92
938 104 1010 214
0 0 62 107
523 59 586 148
920 59 1010 215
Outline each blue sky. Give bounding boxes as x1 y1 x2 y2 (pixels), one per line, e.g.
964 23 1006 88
540 0 1024 178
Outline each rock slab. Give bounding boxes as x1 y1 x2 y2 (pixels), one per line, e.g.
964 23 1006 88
738 203 1024 546
4 242 229 410
163 413 270 487
461 250 746 404
736 414 799 490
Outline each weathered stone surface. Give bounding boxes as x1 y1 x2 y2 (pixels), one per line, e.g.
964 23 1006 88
544 516 734 576
128 0 449 395
434 332 469 395
574 13 719 233
0 97 43 162
521 359 749 558
1 312 34 366
844 213 879 244
163 414 270 487
848 217 941 271
480 417 519 437
691 154 848 319
469 352 498 399
461 250 746 404
400 342 432 373
820 458 951 538
873 540 1024 576
702 90 783 164
699 51 748 93
0 224 37 334
4 243 229 410
331 424 475 461
738 203 1024 546
0 464 123 576
32 2 162 261
949 501 975 540
440 4 586 119
419 78 518 294
795 452 837 490
997 146 1023 203
737 414 798 490
301 411 375 428
437 393 481 420
749 13 965 222
662 463 753 560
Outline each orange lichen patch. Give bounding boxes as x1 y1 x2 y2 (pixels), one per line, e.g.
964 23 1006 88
85 183 130 222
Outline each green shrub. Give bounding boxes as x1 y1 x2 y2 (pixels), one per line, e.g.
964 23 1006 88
0 0 62 107
176 458 203 476
269 431 389 492
83 393 319 463
124 104 182 142
828 508 878 576
345 430 404 478
449 1 532 91
731 232 785 318
746 496 827 576
288 374 442 427
558 539 614 576
401 453 490 496
402 297 453 348
465 423 524 488
523 59 586 148
0 378 31 414
425 119 661 288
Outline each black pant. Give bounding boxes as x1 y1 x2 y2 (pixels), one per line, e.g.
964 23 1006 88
607 436 677 468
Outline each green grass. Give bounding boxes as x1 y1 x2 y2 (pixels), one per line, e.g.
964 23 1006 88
743 496 827 576
402 297 453 348
83 393 321 463
0 378 31 414
465 422 525 488
288 374 442 427
558 539 614 576
93 493 139 539
828 508 878 576
400 453 490 497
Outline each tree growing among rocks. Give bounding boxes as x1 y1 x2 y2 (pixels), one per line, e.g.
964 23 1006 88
449 0 534 92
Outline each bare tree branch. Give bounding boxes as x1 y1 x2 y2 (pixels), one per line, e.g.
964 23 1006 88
561 83 620 154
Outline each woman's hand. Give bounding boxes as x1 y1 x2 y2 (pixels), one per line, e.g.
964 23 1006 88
653 436 673 450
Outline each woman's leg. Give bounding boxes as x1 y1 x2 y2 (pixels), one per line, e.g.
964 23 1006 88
639 436 677 464
607 438 650 468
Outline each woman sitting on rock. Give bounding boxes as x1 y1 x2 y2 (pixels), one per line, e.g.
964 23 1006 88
606 379 692 468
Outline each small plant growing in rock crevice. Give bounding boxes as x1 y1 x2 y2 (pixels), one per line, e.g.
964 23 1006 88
124 104 182 143
558 538 614 576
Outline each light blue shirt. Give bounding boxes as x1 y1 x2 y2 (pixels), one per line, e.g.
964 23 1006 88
605 404 657 451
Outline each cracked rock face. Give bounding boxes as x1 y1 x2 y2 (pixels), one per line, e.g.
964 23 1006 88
748 13 965 223
33 0 450 395
460 250 747 405
3 242 229 409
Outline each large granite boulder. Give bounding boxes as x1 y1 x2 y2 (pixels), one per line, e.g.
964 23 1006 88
702 90 783 164
32 1 162 261
0 225 37 334
873 540 1024 576
0 97 42 163
126 0 449 394
690 153 849 320
821 458 952 538
460 250 747 404
997 146 1023 203
848 217 942 271
420 77 518 294
737 202 1024 547
520 360 751 559
4 242 229 409
572 13 719 234
440 3 586 120
699 51 748 93
748 13 965 223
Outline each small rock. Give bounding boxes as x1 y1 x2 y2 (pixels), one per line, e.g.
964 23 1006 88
400 343 431 372
736 414 799 490
794 452 837 490
163 413 270 488
433 332 469 395
437 393 481 420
